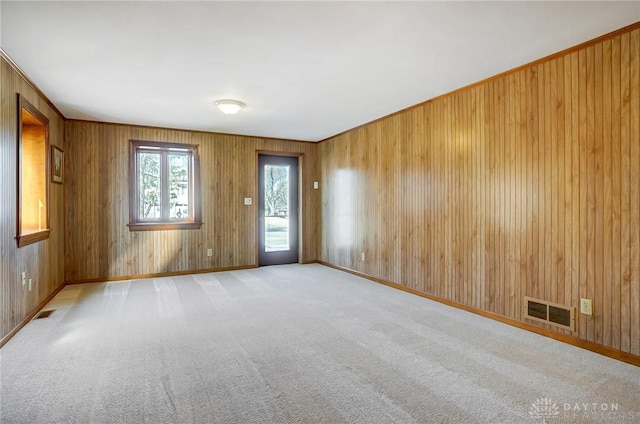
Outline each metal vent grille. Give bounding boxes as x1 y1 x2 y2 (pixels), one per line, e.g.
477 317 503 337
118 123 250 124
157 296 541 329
524 297 575 331
35 310 54 319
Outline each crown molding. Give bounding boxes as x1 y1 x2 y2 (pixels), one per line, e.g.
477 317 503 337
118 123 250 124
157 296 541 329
1 48 66 120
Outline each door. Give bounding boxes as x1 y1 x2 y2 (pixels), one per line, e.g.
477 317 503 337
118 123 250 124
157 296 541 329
258 154 299 265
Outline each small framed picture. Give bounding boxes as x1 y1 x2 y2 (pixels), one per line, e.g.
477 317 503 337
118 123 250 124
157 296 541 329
51 145 64 184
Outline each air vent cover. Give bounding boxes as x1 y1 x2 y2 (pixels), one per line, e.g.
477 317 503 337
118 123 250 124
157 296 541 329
35 310 54 319
549 305 572 327
524 297 575 331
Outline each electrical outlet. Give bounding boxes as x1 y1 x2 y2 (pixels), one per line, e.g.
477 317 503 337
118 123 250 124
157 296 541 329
207 248 213 257
361 252 365 261
580 298 592 315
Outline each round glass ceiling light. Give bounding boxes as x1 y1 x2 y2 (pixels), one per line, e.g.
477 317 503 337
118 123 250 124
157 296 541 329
215 99 245 115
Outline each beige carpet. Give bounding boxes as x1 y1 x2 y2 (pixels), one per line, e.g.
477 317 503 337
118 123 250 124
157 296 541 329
1 264 639 423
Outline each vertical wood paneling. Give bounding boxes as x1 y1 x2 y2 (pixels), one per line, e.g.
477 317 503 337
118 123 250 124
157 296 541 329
586 44 596 343
569 51 581 339
319 25 640 356
619 32 631 353
630 28 640 356
578 47 589 341
610 36 622 350
64 122 319 282
594 42 605 344
1 54 65 343
529 65 541 305
602 38 613 348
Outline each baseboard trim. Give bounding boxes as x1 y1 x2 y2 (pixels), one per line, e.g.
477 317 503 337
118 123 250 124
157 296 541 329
0 283 66 349
319 261 640 368
65 264 259 285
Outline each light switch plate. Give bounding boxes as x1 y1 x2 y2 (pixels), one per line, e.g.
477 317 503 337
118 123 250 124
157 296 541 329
244 197 252 205
313 181 319 189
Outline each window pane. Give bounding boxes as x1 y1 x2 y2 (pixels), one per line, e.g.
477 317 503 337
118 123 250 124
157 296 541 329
169 153 189 219
129 141 201 231
139 152 161 219
264 165 289 252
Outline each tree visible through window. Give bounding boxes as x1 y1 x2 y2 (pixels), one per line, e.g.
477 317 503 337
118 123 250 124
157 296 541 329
129 140 201 231
264 165 289 218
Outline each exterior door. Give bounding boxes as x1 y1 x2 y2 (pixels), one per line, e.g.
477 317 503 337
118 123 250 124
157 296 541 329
258 154 299 265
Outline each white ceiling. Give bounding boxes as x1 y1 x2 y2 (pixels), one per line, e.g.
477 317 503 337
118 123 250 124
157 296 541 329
1 1 639 142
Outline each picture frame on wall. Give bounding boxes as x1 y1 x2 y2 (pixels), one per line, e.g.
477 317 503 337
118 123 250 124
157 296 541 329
51 145 63 184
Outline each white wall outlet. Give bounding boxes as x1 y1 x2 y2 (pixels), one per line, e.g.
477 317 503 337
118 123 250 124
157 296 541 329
28 278 32 292
207 248 213 257
580 298 593 315
361 252 365 261
313 181 319 190
21 272 26 286
244 197 252 205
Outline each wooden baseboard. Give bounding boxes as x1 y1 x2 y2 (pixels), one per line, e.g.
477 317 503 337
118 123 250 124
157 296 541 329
66 261 320 285
65 264 260 285
0 283 66 349
319 261 640 368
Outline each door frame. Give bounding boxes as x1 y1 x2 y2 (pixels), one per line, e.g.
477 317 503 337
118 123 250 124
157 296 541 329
255 150 304 266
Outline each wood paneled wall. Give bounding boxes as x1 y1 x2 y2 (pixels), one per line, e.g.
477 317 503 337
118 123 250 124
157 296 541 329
64 121 319 283
319 25 640 356
0 53 65 344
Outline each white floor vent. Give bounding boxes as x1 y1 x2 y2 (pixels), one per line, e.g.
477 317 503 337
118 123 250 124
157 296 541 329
524 297 575 332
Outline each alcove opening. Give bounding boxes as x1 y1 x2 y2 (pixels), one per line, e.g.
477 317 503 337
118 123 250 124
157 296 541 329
16 94 50 248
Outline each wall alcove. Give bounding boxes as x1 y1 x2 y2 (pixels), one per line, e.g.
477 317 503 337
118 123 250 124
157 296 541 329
16 94 50 247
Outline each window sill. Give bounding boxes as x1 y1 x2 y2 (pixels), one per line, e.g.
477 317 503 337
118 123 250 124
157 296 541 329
16 229 51 247
128 222 202 231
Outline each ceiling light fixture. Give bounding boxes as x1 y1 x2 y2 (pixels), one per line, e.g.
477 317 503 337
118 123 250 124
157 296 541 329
215 99 245 115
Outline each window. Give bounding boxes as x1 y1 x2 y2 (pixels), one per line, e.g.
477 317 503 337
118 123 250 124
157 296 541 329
16 94 50 247
129 140 202 231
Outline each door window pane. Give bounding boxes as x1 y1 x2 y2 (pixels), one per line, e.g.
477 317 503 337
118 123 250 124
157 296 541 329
264 165 289 252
